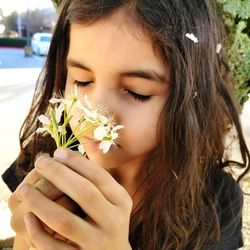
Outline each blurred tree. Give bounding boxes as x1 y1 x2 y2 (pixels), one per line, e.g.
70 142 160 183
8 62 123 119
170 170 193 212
22 9 45 34
5 11 18 34
51 0 62 9
50 0 250 106
216 0 250 106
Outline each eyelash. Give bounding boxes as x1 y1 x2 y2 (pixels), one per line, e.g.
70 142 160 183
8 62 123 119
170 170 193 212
74 80 151 103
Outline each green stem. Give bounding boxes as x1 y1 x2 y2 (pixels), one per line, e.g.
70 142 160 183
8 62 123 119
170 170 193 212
50 108 60 148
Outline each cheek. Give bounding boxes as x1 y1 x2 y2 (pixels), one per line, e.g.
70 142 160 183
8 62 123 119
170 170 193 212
122 107 159 153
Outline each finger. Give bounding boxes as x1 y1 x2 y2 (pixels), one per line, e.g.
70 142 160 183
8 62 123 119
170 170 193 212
53 148 131 207
24 213 77 250
12 169 42 204
18 184 98 247
35 155 116 226
22 168 42 185
41 195 81 237
35 178 64 200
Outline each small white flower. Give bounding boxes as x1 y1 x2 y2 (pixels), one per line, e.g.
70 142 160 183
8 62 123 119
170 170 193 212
78 145 85 154
98 125 124 153
216 43 222 54
94 126 109 141
185 33 199 43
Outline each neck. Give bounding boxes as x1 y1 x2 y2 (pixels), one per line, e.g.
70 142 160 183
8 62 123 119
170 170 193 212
108 156 147 214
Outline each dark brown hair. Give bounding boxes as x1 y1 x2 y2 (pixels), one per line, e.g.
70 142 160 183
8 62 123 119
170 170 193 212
17 0 249 249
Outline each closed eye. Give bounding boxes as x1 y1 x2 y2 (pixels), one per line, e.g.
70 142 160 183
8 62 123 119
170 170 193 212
75 80 93 87
74 80 152 102
126 90 151 102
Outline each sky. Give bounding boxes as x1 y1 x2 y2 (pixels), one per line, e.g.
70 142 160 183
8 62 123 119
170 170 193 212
0 0 54 16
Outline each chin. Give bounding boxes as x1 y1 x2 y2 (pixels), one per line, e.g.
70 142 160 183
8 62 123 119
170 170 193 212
85 147 127 169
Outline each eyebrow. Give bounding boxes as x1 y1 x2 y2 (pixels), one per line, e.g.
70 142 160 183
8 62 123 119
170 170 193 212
67 58 168 84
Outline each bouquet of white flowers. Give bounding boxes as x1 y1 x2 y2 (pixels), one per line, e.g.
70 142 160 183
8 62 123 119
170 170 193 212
36 87 124 154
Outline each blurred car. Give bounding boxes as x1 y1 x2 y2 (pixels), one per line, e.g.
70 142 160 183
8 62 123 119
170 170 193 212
31 32 52 56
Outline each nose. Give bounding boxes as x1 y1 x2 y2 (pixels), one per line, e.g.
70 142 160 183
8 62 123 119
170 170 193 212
87 84 121 122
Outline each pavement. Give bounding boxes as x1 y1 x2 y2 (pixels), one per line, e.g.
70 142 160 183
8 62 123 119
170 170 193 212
0 67 42 246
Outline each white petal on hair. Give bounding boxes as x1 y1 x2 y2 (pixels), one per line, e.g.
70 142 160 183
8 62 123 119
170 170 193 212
78 145 85 154
94 126 109 140
99 140 112 154
216 43 222 54
185 33 199 43
38 115 50 125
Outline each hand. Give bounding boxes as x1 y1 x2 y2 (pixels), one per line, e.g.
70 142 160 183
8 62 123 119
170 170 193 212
8 168 80 247
17 148 133 250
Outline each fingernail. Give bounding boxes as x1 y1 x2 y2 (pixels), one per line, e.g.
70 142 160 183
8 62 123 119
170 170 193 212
35 155 49 169
54 148 68 159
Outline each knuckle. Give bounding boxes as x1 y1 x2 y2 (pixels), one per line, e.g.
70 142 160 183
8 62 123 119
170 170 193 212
77 183 96 204
119 188 133 212
55 216 74 235
8 194 16 211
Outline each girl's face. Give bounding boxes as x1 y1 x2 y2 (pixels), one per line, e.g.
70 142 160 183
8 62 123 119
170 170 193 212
65 14 169 173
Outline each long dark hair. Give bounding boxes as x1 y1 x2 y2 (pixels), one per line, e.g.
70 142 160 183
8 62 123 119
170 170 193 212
17 0 249 249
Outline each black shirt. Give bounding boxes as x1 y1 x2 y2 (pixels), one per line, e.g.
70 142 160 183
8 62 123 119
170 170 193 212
2 162 244 249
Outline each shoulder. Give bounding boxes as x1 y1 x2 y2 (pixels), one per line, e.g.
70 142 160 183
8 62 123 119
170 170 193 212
209 169 244 250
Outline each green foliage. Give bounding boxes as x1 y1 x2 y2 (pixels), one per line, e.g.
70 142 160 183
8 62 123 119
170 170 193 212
0 37 27 47
51 0 62 9
216 0 250 105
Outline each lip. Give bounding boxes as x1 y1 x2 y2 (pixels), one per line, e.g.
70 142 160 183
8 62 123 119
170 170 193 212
83 136 100 146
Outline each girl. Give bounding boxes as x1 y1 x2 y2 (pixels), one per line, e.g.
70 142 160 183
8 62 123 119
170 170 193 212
3 0 250 249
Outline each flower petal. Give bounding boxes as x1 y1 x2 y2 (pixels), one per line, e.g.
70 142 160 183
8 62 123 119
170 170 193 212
94 126 109 141
110 131 118 140
49 98 62 104
38 115 50 125
112 125 125 131
78 145 85 154
185 33 199 43
99 140 112 154
84 95 92 109
55 102 65 123
36 127 48 133
216 43 222 54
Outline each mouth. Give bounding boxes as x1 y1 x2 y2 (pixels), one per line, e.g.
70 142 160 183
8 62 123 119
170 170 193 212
83 136 100 147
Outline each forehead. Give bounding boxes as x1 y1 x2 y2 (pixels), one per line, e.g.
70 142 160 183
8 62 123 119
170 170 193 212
67 15 168 76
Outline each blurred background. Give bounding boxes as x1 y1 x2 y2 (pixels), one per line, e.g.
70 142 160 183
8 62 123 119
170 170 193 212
0 0 249 249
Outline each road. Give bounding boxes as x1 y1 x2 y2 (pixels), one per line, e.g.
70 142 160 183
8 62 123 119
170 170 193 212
0 47 46 68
